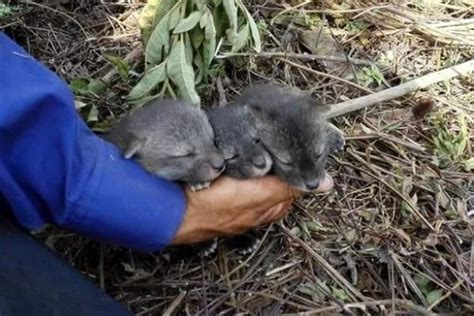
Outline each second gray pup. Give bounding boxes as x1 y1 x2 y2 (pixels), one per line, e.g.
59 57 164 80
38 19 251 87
103 98 225 188
198 103 274 256
207 104 273 179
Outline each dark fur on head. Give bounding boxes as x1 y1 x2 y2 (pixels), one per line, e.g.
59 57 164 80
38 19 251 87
103 99 224 184
207 104 273 179
236 83 344 192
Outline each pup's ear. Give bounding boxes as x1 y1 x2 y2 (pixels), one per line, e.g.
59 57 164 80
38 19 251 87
242 103 265 117
123 136 147 159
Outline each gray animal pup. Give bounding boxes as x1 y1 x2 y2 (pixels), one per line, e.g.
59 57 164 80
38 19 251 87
194 104 274 256
103 99 225 189
207 104 273 179
235 83 345 192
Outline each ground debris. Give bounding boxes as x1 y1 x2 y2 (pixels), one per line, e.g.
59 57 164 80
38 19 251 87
3 0 473 314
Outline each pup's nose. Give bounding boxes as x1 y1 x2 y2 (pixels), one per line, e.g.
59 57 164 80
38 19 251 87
253 155 267 169
305 179 320 191
213 163 225 173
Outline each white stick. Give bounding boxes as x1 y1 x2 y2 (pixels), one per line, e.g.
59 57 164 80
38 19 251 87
326 59 474 119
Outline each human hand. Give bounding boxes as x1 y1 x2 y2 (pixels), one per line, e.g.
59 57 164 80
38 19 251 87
171 173 334 245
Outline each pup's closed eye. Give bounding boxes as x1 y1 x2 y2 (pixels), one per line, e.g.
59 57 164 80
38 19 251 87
175 152 195 158
226 153 240 162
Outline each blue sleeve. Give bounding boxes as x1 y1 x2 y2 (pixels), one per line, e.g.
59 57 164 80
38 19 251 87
0 33 186 252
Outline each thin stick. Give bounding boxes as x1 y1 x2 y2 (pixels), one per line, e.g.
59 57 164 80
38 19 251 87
279 224 368 302
300 299 435 315
162 291 187 316
326 59 474 118
19 1 88 38
281 58 374 94
216 51 375 66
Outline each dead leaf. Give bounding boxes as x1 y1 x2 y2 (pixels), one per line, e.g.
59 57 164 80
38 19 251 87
413 98 435 119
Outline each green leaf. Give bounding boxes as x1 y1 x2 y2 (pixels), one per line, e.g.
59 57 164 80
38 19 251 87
247 16 261 52
88 79 107 95
235 0 261 52
414 273 431 294
199 10 209 29
212 4 227 39
70 79 89 95
87 105 99 123
74 100 87 110
104 54 129 82
69 78 106 96
223 0 238 42
151 0 176 29
168 6 182 30
331 287 350 302
127 61 167 100
166 40 200 105
185 33 194 65
195 0 208 10
193 53 204 84
173 10 203 34
426 289 443 305
203 11 217 66
231 23 249 52
145 12 172 67
463 157 474 171
190 27 205 50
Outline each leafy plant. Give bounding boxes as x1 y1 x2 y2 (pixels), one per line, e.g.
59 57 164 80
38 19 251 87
69 78 107 96
358 65 384 87
431 111 472 171
129 0 262 107
414 273 444 305
0 3 15 18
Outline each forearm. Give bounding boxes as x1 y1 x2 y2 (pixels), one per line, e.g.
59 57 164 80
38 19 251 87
0 33 186 251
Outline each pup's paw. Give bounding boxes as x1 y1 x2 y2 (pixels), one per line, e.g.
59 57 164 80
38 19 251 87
225 233 259 256
189 181 211 192
197 238 218 257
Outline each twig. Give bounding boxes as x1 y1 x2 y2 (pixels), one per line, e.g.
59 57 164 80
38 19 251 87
347 148 435 231
270 0 313 25
300 299 435 315
281 58 374 94
19 0 88 38
163 291 187 316
217 51 375 66
216 77 227 107
326 59 474 118
279 224 368 302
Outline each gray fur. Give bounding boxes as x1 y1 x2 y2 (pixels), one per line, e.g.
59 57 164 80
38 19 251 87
103 99 225 184
206 104 273 179
235 83 345 192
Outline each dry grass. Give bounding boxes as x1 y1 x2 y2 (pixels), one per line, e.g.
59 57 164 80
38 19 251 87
2 0 473 315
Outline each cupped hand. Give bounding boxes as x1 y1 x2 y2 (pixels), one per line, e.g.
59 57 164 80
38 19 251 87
171 173 334 245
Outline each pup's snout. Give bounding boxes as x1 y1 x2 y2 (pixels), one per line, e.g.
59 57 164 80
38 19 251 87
209 153 225 174
214 163 225 173
305 179 320 191
253 155 267 169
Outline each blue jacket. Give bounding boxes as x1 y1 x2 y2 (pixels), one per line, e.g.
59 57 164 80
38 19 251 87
0 33 186 251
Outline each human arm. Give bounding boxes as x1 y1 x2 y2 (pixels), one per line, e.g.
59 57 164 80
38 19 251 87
0 33 186 251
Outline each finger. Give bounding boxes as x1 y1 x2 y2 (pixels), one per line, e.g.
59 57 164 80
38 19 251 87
314 172 334 193
250 176 302 203
256 199 293 226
